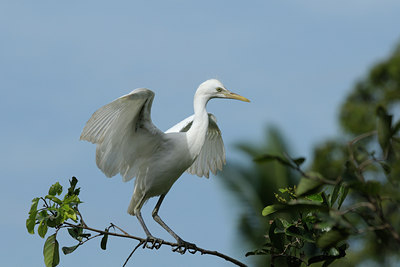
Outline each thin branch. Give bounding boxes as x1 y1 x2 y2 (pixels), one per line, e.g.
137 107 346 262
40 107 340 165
337 202 376 215
348 131 377 146
110 223 130 236
123 240 145 267
63 222 247 267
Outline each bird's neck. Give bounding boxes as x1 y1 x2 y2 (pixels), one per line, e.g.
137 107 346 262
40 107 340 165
186 95 209 158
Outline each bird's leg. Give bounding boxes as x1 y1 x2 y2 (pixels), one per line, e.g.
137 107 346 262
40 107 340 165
134 200 163 249
152 194 198 254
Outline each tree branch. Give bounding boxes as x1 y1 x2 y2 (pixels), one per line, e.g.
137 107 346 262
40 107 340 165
63 222 247 267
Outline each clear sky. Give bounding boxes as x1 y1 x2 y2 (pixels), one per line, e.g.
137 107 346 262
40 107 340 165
2 1 400 266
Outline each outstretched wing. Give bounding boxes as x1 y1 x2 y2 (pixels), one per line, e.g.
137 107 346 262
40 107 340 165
80 88 164 182
166 113 226 178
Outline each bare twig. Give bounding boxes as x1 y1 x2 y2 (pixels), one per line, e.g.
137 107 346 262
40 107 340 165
110 223 130 236
63 222 247 267
337 202 376 215
123 240 145 267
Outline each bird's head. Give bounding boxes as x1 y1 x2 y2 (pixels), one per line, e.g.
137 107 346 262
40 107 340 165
196 79 250 102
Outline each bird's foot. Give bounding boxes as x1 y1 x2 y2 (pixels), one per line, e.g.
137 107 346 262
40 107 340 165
172 238 198 254
143 236 163 250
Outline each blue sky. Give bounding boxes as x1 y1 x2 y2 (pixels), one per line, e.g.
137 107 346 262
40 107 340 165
1 1 400 266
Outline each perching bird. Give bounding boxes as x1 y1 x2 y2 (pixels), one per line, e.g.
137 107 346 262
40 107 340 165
80 79 249 252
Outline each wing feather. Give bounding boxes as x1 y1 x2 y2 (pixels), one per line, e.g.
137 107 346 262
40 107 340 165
80 88 164 182
166 113 226 178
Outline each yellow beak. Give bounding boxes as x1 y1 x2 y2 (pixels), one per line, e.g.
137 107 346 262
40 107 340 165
225 91 250 102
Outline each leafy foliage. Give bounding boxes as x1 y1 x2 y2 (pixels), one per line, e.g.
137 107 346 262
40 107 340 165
26 177 94 267
27 177 247 267
221 42 400 266
219 128 299 266
246 106 400 266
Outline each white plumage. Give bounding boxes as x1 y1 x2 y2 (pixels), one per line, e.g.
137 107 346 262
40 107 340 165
80 79 249 250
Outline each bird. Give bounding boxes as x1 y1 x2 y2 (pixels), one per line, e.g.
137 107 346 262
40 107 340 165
80 79 249 252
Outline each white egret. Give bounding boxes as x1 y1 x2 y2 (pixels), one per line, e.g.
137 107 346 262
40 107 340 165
80 79 249 252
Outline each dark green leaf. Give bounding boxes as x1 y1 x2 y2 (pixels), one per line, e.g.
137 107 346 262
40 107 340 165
296 174 324 196
285 255 303 267
43 234 60 267
254 154 293 168
80 233 91 239
321 192 330 207
342 161 358 183
269 221 285 252
67 177 80 196
361 181 381 196
376 106 393 153
317 229 348 249
62 244 80 255
292 157 306 166
322 258 335 267
101 229 109 250
393 120 400 135
308 255 333 265
245 248 272 256
48 182 63 196
38 219 48 238
337 186 349 210
379 161 391 174
47 211 64 227
68 227 83 241
330 183 341 206
285 226 314 243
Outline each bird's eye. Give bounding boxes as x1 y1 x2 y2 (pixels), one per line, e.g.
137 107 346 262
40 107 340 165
216 87 223 92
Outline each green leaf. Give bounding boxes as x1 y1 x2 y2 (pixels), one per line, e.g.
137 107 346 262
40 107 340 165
337 186 349 209
26 198 40 234
101 229 109 250
38 220 48 238
262 204 285 216
68 227 82 241
45 195 63 205
330 183 341 206
48 182 63 196
269 221 285 252
254 154 293 168
360 181 381 196
29 197 40 214
47 210 64 227
393 120 400 135
317 229 348 249
63 195 81 205
67 177 80 196
305 193 323 203
379 161 391 175
285 255 304 267
62 205 78 221
292 157 306 166
296 174 324 196
342 161 358 183
26 216 36 234
62 244 80 255
43 234 60 267
285 225 314 243
376 106 393 153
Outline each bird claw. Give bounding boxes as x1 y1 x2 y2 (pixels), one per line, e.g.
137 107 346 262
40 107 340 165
172 239 198 255
143 236 163 250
